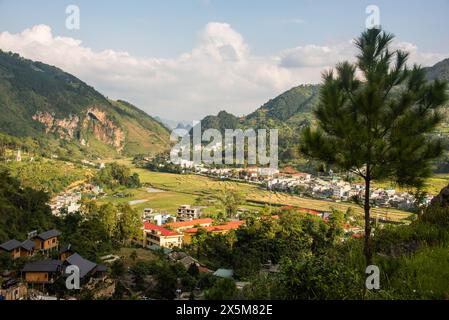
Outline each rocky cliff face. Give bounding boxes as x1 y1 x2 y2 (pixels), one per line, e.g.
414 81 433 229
32 107 125 152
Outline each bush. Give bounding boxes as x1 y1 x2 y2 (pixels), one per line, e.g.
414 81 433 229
375 247 449 299
204 278 237 300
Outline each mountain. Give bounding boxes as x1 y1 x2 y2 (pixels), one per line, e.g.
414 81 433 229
154 116 193 131
425 58 449 82
0 50 170 159
197 58 449 167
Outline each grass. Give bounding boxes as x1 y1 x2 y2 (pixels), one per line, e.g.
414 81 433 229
92 158 413 221
104 160 410 222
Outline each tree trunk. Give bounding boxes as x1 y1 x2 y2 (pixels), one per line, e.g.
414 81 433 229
364 177 373 267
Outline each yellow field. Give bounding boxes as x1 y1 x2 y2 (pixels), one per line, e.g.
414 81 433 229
123 166 411 222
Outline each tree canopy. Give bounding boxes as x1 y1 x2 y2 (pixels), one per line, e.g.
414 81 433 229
301 28 448 265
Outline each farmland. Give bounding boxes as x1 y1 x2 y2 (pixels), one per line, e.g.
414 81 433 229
99 159 413 222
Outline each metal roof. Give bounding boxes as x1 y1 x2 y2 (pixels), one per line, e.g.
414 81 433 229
0 239 22 251
36 229 61 241
20 240 35 251
22 260 62 273
64 253 97 279
213 269 234 279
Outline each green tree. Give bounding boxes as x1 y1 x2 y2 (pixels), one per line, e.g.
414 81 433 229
204 278 237 300
301 28 448 267
111 260 126 279
97 203 118 238
116 204 142 245
215 187 244 219
130 250 138 262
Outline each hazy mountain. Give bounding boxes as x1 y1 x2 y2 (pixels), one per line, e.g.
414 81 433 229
425 58 449 82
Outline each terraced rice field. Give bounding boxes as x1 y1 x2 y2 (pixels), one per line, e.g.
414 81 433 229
125 167 411 222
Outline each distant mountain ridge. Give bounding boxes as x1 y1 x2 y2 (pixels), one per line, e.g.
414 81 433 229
197 58 449 164
0 50 170 159
425 58 449 82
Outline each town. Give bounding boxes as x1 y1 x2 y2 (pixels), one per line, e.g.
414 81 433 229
148 157 431 213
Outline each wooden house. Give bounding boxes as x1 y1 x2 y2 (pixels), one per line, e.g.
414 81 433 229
22 260 63 284
0 240 22 260
33 230 61 254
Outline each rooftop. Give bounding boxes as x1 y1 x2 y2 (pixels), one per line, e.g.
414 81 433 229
144 222 181 237
22 260 62 273
0 239 22 252
164 218 213 229
213 269 234 279
64 253 97 279
36 229 61 241
20 239 35 251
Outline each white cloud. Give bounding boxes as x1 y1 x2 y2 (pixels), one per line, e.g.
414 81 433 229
0 24 446 121
279 41 357 68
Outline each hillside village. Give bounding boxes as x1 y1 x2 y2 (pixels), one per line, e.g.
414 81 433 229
0 192 364 301
150 158 429 213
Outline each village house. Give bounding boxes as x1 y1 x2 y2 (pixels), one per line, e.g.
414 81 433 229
144 211 177 226
19 240 35 258
177 205 204 220
32 230 61 255
21 260 63 285
59 244 75 261
143 222 183 249
63 253 108 283
0 240 22 260
0 239 36 260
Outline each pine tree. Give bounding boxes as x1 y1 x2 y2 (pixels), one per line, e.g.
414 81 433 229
301 28 448 267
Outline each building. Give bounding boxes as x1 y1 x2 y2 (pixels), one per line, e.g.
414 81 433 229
22 260 63 284
59 244 75 261
19 240 35 258
164 218 214 232
143 222 183 249
32 230 61 255
63 253 108 283
0 240 22 259
177 205 204 220
143 208 154 217
0 239 35 259
145 213 176 226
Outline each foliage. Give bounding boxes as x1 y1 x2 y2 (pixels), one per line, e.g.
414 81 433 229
204 278 238 300
0 50 170 159
0 168 57 242
215 187 244 219
2 159 87 195
300 28 448 266
93 162 141 189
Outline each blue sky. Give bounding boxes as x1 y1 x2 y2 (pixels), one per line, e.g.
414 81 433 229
0 0 448 120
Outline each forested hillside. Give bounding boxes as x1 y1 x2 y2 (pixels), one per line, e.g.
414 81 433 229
0 50 171 159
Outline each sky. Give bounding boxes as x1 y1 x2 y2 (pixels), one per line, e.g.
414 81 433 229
0 0 448 121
